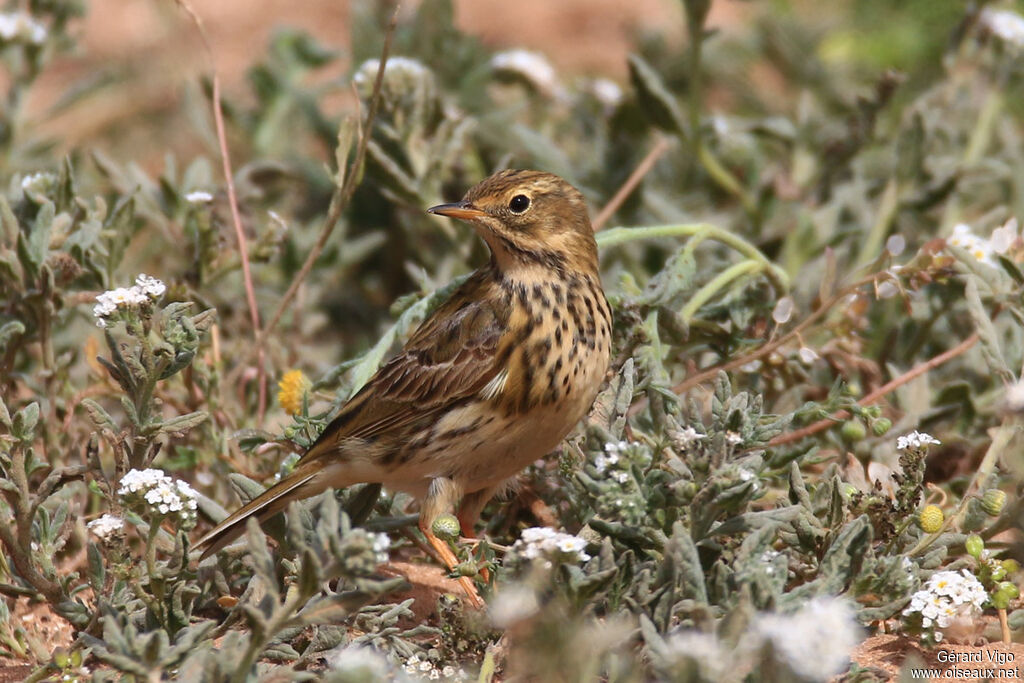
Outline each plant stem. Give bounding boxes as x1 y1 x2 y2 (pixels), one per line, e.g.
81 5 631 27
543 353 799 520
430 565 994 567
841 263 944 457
906 420 1012 557
767 332 980 447
680 260 763 323
597 223 789 294
592 137 670 231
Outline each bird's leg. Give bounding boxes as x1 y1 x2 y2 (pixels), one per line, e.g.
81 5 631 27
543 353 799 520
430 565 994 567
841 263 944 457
420 478 484 608
456 487 498 584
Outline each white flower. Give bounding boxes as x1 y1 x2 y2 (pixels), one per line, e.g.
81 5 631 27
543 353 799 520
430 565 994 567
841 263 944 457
352 56 430 90
20 171 56 194
981 8 1024 46
93 287 144 318
87 514 124 540
904 569 986 639
991 218 1019 254
370 532 391 563
184 190 213 204
725 431 743 446
118 469 198 529
754 597 861 682
512 526 590 565
1005 379 1024 413
0 13 47 44
591 78 623 108
876 278 900 299
670 426 706 449
798 346 819 364
896 430 941 450
772 297 794 324
947 223 998 266
134 274 166 299
92 275 166 323
595 441 628 473
491 49 559 96
118 468 167 493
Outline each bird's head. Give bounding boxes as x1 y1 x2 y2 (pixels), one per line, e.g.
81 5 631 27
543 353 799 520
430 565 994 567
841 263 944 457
428 170 599 276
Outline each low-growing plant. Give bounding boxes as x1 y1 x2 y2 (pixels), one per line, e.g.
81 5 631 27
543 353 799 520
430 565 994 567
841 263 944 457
2 0 1024 681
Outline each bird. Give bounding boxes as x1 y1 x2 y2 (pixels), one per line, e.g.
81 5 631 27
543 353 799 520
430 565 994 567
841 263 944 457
194 170 613 607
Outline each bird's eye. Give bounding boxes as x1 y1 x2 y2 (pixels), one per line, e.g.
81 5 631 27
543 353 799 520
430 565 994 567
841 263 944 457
508 194 531 214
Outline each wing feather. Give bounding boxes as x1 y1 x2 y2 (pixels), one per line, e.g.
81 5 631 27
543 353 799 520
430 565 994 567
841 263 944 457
299 271 510 462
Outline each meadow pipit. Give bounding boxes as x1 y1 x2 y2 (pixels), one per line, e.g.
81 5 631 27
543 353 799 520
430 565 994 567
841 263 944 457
196 170 612 607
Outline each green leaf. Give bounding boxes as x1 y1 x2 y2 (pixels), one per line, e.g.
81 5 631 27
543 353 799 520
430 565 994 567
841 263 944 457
21 200 54 276
0 393 10 429
12 402 39 441
627 54 686 135
0 320 25 353
81 398 119 434
228 473 268 506
156 411 208 436
965 276 1012 382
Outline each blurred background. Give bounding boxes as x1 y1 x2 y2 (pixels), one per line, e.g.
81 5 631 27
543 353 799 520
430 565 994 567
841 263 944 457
20 0 959 168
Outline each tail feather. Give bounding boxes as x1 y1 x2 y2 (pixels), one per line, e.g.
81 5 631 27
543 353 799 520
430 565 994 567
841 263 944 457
195 469 320 561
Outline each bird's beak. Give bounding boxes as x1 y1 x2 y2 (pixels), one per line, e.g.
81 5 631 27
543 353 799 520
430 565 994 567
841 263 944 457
427 201 487 220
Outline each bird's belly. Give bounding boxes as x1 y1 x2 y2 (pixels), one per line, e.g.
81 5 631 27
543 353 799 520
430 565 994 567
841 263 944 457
378 374 602 497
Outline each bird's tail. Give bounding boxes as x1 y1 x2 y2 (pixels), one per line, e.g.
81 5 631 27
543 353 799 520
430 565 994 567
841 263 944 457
194 468 321 561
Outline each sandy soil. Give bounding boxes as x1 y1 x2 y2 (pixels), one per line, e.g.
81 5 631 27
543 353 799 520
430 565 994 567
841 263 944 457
852 633 1024 682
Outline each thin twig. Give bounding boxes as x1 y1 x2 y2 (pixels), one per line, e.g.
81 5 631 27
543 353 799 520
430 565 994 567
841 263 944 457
175 0 267 423
593 136 671 231
766 332 979 448
261 9 399 340
626 275 876 418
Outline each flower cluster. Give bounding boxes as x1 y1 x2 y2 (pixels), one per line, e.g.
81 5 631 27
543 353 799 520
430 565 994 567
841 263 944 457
20 171 56 195
902 569 988 642
352 56 433 102
402 653 467 680
947 220 1020 267
589 77 623 108
510 527 590 568
981 7 1024 47
0 12 46 45
669 426 706 451
490 49 561 97
754 597 861 682
589 440 653 525
118 468 199 529
594 440 626 478
92 274 166 327
896 430 941 450
87 514 124 540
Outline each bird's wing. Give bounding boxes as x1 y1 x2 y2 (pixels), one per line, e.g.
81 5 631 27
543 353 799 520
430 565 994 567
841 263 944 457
299 272 511 460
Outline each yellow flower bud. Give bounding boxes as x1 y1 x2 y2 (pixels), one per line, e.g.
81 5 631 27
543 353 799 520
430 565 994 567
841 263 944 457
981 489 1007 517
919 504 944 533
